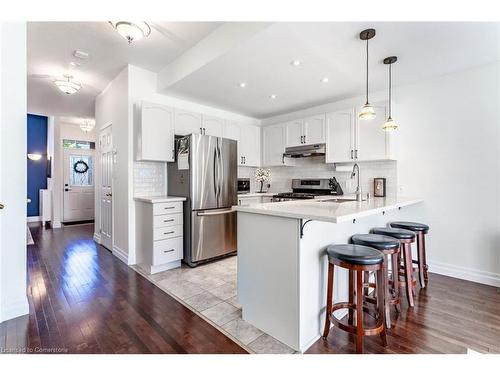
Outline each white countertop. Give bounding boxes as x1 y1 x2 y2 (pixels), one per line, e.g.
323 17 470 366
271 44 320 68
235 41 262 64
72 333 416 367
238 192 276 198
134 195 187 204
233 195 423 223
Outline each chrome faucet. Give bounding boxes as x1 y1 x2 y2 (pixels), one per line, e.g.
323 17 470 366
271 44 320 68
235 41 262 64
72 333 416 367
351 163 362 202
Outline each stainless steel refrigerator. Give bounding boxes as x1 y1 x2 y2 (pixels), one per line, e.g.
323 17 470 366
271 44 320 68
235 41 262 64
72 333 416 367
167 134 237 267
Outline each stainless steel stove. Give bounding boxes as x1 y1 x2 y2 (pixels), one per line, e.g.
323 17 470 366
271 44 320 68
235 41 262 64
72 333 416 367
272 178 343 202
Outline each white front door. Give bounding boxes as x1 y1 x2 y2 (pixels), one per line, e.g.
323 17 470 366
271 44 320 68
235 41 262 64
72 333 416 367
63 148 95 222
99 126 113 250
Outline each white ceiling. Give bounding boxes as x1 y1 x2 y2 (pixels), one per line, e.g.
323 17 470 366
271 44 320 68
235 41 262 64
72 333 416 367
27 21 222 118
166 22 500 118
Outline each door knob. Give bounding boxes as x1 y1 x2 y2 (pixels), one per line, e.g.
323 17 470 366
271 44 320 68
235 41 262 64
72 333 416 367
0 203 4 210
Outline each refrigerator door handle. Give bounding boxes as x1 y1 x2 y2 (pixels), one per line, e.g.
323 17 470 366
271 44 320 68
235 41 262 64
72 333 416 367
217 140 223 206
196 209 233 216
213 144 219 204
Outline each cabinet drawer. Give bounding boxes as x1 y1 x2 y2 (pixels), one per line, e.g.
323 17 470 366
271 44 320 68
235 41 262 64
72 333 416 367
153 201 183 215
153 237 183 265
153 213 183 228
153 224 183 241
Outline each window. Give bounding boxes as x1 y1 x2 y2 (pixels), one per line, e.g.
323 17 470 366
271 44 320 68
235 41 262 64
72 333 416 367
69 155 94 187
63 139 95 149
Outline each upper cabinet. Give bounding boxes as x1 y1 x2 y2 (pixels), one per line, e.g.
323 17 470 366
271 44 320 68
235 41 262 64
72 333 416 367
136 101 175 162
285 115 326 147
202 115 224 137
224 121 260 167
262 124 295 167
174 109 203 136
325 102 395 163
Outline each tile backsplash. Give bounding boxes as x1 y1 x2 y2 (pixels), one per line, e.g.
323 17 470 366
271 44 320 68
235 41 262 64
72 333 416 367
134 161 166 196
238 156 397 196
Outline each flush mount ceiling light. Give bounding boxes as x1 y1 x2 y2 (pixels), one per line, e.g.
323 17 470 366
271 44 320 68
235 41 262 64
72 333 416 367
320 77 329 83
382 56 398 132
80 119 95 133
27 153 42 161
269 94 277 99
239 82 247 88
358 28 376 120
54 74 82 95
290 59 302 66
109 21 151 44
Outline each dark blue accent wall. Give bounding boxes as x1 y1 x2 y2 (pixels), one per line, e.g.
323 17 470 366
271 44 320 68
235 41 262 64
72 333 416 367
27 114 48 217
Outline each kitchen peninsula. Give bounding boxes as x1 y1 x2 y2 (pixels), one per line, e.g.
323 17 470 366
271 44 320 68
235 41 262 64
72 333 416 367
234 196 423 352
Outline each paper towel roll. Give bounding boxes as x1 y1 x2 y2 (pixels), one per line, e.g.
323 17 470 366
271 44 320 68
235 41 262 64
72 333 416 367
334 164 355 172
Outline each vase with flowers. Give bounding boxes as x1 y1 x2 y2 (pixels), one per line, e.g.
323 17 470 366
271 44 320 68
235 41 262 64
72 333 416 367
254 168 271 193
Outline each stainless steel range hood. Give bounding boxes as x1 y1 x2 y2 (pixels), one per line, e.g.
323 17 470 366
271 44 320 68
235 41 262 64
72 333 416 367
283 143 326 158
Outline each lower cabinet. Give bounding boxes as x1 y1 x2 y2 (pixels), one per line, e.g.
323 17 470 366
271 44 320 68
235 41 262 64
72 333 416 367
135 198 185 274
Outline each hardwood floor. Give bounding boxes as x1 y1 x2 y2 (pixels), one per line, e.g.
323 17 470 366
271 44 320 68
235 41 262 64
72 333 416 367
1 223 499 354
307 273 500 354
0 223 247 354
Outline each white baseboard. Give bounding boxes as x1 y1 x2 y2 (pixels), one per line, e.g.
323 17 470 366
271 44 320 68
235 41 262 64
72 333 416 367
429 261 500 287
0 297 29 323
112 245 129 265
26 216 41 223
93 232 101 244
52 220 62 228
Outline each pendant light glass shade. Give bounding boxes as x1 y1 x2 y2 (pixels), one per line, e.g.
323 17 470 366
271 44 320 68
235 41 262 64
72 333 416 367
359 29 376 120
383 56 398 132
382 117 398 131
109 21 151 44
54 75 81 95
80 120 95 133
359 103 376 120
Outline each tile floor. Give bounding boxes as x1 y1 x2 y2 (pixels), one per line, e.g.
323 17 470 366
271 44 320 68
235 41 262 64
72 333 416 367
134 256 295 354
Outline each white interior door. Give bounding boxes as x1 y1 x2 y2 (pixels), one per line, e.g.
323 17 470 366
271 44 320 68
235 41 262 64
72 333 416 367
99 126 113 250
63 148 95 222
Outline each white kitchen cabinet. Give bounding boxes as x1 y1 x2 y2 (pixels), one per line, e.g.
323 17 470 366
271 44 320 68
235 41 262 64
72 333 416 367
326 109 356 163
285 119 304 147
136 101 175 162
285 115 326 147
326 102 394 163
135 198 185 274
223 122 260 167
174 109 203 136
262 124 295 167
202 115 224 137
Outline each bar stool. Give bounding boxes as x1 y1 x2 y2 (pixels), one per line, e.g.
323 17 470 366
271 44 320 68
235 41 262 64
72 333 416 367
371 227 417 307
351 234 401 328
390 221 430 288
323 244 387 353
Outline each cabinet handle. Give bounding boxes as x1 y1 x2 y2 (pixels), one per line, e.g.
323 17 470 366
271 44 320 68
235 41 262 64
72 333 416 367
355 149 358 159
203 128 206 135
0 203 4 210
303 135 306 144
351 150 354 159
172 150 175 160
163 249 175 253
163 231 175 235
163 206 175 210
243 156 246 164
163 219 174 223
200 127 203 134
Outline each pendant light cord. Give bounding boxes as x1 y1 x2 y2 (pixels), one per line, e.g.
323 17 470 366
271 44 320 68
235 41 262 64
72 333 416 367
388 63 392 117
366 39 369 104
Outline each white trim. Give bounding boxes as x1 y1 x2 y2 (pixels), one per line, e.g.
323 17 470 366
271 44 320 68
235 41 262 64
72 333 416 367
0 297 29 323
93 232 101 244
26 216 41 223
429 261 500 287
112 245 129 265
52 220 62 228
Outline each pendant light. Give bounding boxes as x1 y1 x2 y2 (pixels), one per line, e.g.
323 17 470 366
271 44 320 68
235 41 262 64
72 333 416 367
109 22 151 44
382 56 398 131
358 29 376 120
54 74 81 95
80 119 95 133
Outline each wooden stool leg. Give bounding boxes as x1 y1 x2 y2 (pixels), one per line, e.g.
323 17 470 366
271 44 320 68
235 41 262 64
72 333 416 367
376 267 388 346
348 270 354 325
391 251 401 313
420 232 429 283
355 270 364 353
383 254 392 328
416 232 426 288
322 262 335 338
403 243 415 307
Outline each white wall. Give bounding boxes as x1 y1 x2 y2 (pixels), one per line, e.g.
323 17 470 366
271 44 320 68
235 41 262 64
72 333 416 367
0 22 29 322
262 62 500 286
51 118 96 227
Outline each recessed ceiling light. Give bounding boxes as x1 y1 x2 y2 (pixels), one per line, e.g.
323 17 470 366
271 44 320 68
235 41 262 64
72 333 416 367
239 82 247 88
320 77 329 83
269 94 277 99
290 59 302 66
73 50 89 60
